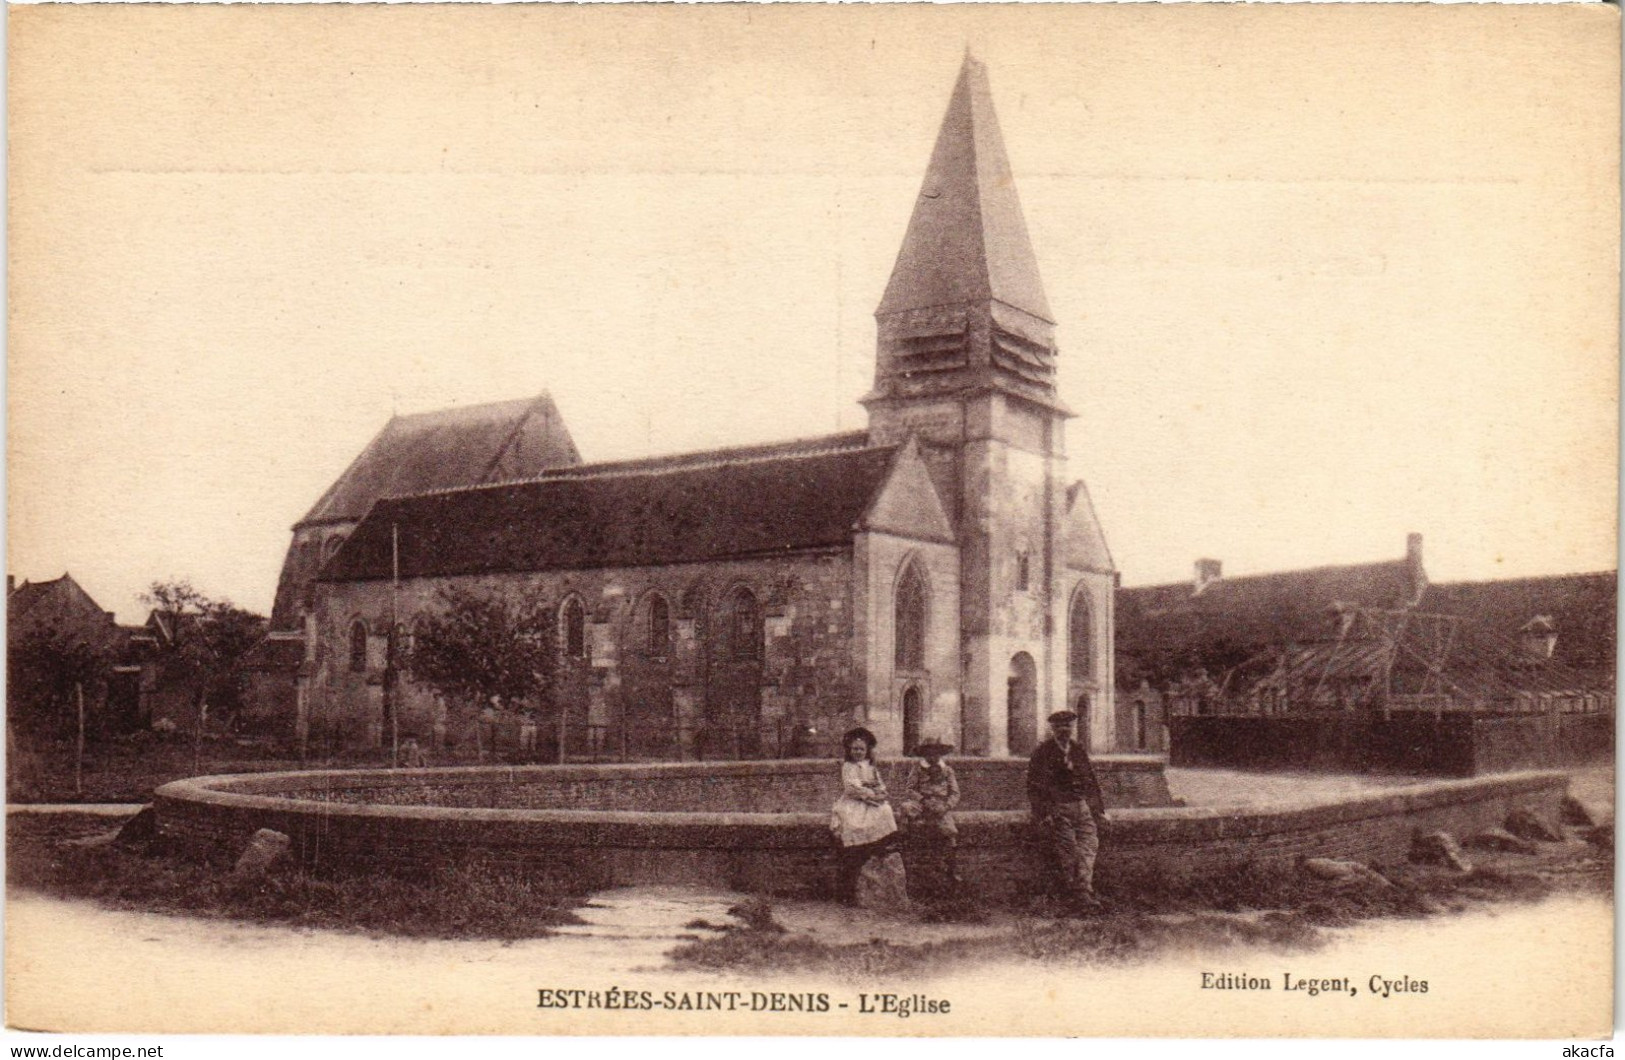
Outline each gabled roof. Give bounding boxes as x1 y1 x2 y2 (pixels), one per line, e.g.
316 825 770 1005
1064 481 1115 574
7 576 64 623
7 573 110 629
860 436 956 545
298 393 579 527
1421 572 1616 673
321 437 904 581
877 55 1053 323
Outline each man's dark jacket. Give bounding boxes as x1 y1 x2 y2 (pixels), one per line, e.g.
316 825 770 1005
1026 737 1106 818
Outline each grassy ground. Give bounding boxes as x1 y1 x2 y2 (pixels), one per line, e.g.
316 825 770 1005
671 832 1612 978
7 734 408 804
6 812 585 940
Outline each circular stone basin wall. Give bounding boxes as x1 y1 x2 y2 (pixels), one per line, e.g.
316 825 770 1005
153 760 1569 900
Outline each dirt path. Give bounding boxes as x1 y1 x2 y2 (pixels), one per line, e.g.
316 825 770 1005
6 886 1610 1037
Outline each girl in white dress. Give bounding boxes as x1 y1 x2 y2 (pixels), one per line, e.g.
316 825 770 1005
831 726 899 901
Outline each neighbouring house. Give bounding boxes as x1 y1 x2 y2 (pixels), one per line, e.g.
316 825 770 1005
235 631 309 738
277 57 1118 761
1116 536 1616 774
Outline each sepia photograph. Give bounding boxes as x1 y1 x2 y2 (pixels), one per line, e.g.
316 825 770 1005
5 2 1618 1044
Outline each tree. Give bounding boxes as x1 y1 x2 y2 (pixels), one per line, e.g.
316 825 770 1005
141 580 266 756
405 586 557 761
7 622 111 742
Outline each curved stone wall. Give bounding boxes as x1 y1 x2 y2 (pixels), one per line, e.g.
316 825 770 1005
240 756 1175 813
153 759 1569 900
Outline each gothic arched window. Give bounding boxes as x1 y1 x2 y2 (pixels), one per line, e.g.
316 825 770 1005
647 595 670 658
1069 591 1093 680
895 564 927 671
729 588 760 661
562 597 586 660
348 620 369 673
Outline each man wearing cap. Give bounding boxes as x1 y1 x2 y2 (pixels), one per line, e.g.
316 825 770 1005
1026 710 1107 910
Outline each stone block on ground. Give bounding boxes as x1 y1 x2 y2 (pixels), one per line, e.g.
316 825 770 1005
1560 795 1600 828
115 806 159 846
1463 828 1538 855
856 851 911 914
62 829 119 849
1504 807 1564 843
233 828 291 878
1409 831 1473 873
1300 857 1390 887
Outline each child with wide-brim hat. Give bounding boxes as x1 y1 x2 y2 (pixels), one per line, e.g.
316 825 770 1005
904 736 962 894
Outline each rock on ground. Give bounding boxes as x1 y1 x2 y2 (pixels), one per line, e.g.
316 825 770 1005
1301 857 1391 887
1504 807 1564 843
61 830 118 849
115 807 159 846
856 851 912 914
1410 831 1473 873
233 829 291 878
1560 796 1599 828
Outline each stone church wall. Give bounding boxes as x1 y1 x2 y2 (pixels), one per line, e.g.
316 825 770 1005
306 549 861 760
855 531 962 755
1062 568 1116 750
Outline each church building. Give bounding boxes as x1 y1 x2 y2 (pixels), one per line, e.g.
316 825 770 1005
273 57 1117 760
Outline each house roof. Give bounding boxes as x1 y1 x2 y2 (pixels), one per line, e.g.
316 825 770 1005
321 436 902 581
877 54 1053 323
298 393 580 528
7 577 64 623
7 573 113 631
1116 558 1422 687
1122 559 1419 642
1420 572 1617 673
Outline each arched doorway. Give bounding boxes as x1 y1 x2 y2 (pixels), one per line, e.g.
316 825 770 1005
902 685 923 755
1075 693 1092 752
1007 652 1038 755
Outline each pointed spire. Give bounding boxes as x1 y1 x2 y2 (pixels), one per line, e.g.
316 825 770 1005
877 55 1053 324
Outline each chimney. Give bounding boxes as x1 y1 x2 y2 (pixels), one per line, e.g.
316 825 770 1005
1194 558 1222 595
1405 532 1427 604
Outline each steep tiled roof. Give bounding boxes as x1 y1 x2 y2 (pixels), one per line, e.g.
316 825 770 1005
1421 572 1617 674
7 573 112 632
322 441 900 581
298 394 579 527
7 577 62 623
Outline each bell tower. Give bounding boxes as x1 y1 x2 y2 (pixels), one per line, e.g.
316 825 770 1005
865 55 1081 756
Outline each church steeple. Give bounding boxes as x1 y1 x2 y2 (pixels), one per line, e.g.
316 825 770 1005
878 54 1052 323
867 55 1065 426
861 56 1111 760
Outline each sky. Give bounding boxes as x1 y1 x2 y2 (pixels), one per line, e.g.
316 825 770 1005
8 4 1619 624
